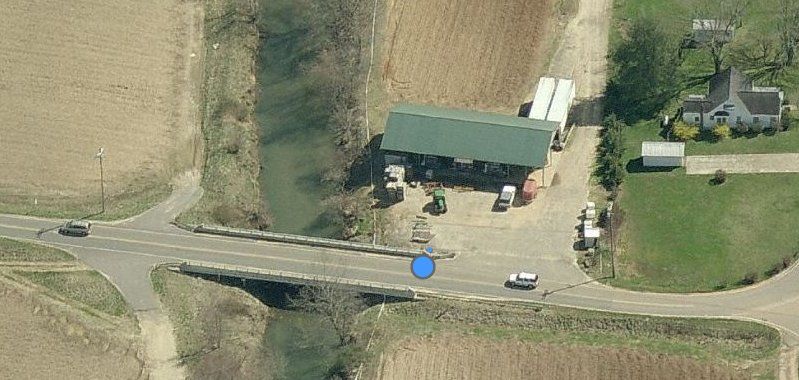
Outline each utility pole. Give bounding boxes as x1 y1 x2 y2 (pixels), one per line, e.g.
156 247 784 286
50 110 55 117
607 200 616 279
95 147 106 213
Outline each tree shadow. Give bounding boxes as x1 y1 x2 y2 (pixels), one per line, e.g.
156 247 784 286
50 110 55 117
625 157 679 173
568 96 605 126
517 101 532 117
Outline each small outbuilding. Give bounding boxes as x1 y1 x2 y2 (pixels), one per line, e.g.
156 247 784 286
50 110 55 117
641 141 685 167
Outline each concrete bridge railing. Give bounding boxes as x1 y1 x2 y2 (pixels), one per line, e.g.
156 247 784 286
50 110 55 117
192 224 455 259
178 260 417 299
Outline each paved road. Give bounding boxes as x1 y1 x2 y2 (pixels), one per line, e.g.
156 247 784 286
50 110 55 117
2 212 798 346
686 153 799 174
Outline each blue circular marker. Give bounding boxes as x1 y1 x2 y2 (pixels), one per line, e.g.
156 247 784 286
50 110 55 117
425 246 434 254
411 255 435 279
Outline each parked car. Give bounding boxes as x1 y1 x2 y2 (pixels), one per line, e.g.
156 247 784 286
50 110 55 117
58 220 92 237
505 272 539 289
497 185 516 210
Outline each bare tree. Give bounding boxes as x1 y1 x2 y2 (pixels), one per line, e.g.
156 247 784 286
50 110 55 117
693 0 748 73
290 280 365 347
775 0 799 70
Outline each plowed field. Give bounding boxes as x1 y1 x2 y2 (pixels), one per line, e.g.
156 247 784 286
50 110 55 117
381 0 557 113
376 335 746 380
0 0 199 210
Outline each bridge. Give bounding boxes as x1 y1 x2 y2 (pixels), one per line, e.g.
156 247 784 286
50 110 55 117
1 212 798 347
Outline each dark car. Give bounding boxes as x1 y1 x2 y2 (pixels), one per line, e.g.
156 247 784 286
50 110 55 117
58 220 92 237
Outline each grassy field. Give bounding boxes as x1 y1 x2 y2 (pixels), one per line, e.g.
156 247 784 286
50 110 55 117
600 0 799 291
605 122 799 292
0 238 74 262
362 299 780 379
17 270 129 317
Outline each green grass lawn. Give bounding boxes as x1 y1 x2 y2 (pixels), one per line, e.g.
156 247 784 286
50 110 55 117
0 238 74 262
610 123 799 292
18 270 129 317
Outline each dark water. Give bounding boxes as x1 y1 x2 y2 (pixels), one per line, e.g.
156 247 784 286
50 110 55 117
255 0 339 237
262 310 341 380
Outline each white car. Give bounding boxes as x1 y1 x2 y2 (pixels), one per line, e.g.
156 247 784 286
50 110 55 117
506 272 539 289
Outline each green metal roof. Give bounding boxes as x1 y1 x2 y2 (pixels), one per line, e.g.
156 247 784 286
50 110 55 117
380 103 557 167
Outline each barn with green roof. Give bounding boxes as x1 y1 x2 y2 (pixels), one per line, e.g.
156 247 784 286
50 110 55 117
380 103 558 184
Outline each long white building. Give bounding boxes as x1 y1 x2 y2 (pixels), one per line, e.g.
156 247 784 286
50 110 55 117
528 77 575 139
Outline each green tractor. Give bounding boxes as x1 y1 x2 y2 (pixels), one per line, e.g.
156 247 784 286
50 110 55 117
432 188 447 214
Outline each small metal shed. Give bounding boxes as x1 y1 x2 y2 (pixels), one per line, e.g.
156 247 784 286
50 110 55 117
641 142 685 167
584 227 601 248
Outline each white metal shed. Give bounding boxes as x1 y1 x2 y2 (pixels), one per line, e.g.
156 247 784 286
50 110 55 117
641 141 685 167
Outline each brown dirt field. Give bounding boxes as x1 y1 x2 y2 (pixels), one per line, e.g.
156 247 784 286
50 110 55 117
376 335 746 380
0 0 200 209
0 281 144 379
381 0 557 114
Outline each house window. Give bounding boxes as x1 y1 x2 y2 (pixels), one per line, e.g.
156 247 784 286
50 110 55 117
736 116 741 124
716 117 727 124
694 116 700 122
753 116 760 123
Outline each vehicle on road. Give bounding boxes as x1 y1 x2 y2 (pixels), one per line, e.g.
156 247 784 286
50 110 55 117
505 272 539 289
58 220 92 237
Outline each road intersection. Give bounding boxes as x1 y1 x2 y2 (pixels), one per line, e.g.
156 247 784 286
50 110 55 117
1 210 797 347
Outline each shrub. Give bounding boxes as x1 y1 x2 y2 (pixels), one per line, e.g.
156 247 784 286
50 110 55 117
751 122 764 133
711 169 727 185
734 122 749 134
712 123 731 140
673 121 700 141
738 271 758 285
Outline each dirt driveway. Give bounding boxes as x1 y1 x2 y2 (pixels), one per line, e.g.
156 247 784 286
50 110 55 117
686 153 799 174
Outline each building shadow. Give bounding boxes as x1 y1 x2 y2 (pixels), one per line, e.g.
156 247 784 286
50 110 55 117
625 157 679 173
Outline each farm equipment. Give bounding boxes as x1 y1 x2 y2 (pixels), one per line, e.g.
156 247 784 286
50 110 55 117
432 188 447 214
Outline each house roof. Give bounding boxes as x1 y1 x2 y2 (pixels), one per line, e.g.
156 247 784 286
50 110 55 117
641 141 685 157
683 67 781 116
380 103 558 168
738 91 782 115
683 98 712 113
692 19 733 31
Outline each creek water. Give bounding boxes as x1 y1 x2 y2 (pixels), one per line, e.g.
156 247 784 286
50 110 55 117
262 310 341 380
255 0 340 237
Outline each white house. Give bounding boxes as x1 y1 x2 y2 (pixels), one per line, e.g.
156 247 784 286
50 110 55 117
641 141 685 167
682 67 783 130
529 77 575 139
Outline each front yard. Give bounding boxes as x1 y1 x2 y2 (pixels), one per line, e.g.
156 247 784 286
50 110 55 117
605 123 799 292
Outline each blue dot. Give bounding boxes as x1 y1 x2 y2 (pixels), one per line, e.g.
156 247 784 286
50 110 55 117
425 246 433 254
411 255 435 279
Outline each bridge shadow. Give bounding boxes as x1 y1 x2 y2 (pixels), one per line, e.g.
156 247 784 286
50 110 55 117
186 272 410 311
36 210 104 238
539 276 611 301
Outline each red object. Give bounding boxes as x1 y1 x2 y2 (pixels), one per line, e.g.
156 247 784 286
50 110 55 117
522 179 538 203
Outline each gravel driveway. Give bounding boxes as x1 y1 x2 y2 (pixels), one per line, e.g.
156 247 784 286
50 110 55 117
685 153 799 174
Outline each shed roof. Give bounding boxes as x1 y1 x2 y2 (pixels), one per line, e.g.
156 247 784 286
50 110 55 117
529 77 556 120
642 141 685 157
381 103 557 168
